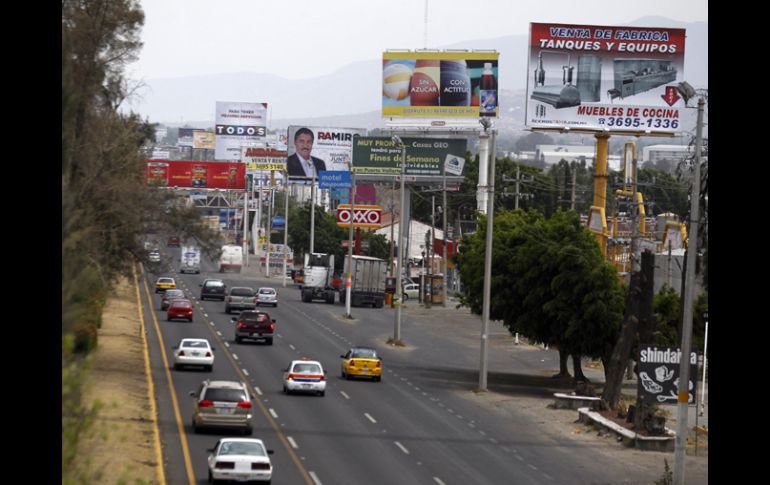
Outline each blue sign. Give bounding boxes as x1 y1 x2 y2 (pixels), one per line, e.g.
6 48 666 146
318 170 351 189
271 216 285 230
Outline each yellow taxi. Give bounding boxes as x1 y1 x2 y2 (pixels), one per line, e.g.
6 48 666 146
340 347 382 382
155 277 177 293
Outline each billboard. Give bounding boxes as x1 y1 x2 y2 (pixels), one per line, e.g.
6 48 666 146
336 205 382 229
178 128 195 148
525 23 686 133
638 346 698 405
382 51 499 118
193 131 216 149
215 101 268 160
241 147 287 172
351 136 467 176
286 126 366 183
146 160 246 189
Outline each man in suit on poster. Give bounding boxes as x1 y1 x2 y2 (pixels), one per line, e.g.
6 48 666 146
286 127 326 178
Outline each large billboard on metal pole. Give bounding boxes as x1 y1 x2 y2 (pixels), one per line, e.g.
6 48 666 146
351 136 467 177
525 23 686 133
285 126 366 184
146 160 246 189
215 101 268 160
382 51 499 118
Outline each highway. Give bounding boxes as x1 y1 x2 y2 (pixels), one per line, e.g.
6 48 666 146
138 248 640 485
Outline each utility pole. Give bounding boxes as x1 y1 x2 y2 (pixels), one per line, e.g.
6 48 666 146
630 155 639 273
570 164 577 211
345 171 356 319
310 168 316 254
392 135 406 344
428 195 435 308
479 120 495 392
442 162 448 307
674 85 705 485
515 165 521 209
282 173 289 287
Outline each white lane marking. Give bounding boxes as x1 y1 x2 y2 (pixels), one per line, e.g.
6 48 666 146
309 471 322 485
515 454 524 462
232 354 239 360
543 473 554 481
502 446 511 453
216 331 222 336
209 322 215 326
489 438 498 444
340 391 350 400
364 413 377 424
254 387 263 396
394 441 410 455
414 387 420 391
224 342 230 348
433 478 446 485
242 369 249 376
289 344 296 351
528 464 538 471
269 408 278 419
468 423 476 428
287 436 298 449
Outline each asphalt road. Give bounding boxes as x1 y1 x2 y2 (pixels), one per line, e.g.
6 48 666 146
140 247 673 485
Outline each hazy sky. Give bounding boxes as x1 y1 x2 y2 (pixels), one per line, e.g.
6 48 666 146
128 0 708 81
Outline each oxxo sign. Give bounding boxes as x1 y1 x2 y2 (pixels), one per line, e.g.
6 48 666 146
336 205 382 229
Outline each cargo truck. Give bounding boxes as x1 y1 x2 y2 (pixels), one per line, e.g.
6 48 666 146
300 253 336 304
180 245 201 274
339 255 387 308
219 244 243 273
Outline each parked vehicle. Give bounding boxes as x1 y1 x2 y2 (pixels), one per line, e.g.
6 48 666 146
173 338 214 371
232 310 275 345
200 279 226 301
402 283 419 301
225 287 257 314
180 245 201 274
207 438 273 484
190 380 253 434
219 245 243 273
339 255 387 308
300 253 336 304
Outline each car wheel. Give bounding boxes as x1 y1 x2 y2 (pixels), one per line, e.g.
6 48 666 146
189 317 193 322
319 390 325 397
208 470 215 484
166 316 171 322
173 363 180 371
192 418 200 434
374 376 381 382
341 368 346 378
206 365 212 372
224 305 230 314
283 386 289 394
403 293 409 301
266 338 273 346
243 426 253 436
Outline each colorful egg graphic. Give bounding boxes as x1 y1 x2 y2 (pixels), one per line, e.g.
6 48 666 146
409 59 440 106
383 62 413 101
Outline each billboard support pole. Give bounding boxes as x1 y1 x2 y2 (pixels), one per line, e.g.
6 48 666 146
243 185 249 267
479 121 496 392
345 171 357 319
392 136 406 344
283 172 289 287
310 167 316 254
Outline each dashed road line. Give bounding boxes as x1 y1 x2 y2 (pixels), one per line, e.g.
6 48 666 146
364 413 377 424
224 342 230 347
287 436 298 449
216 331 222 336
242 369 249 376
515 454 524 462
543 473 554 481
433 478 446 485
309 471 322 485
340 391 350 400
269 408 278 419
289 344 296 351
394 441 410 455
254 386 263 396
528 464 538 471
489 438 498 444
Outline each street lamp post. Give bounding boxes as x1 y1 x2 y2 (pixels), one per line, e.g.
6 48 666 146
673 81 705 485
345 170 356 319
479 118 496 392
392 135 406 344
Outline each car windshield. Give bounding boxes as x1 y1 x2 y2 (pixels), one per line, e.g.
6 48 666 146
219 441 266 457
292 363 321 374
165 290 184 298
159 278 173 283
231 288 254 296
259 289 275 295
205 281 224 288
170 300 191 308
352 349 378 359
182 340 209 348
204 388 247 402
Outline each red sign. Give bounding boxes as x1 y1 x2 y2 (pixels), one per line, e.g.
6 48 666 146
146 160 246 189
336 205 382 228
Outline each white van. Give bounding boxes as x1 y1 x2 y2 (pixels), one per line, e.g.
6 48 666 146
219 245 243 273
180 246 201 274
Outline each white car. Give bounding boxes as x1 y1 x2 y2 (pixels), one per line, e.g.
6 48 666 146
256 287 278 307
402 283 419 300
207 438 273 484
173 338 214 371
283 359 327 396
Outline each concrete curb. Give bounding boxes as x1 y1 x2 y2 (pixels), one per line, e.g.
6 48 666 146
553 393 602 410
578 407 675 452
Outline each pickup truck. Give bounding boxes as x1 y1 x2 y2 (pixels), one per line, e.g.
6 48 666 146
231 310 275 345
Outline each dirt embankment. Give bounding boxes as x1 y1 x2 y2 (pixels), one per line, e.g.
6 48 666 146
77 276 161 484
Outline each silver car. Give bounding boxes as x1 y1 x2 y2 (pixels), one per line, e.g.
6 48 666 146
190 380 253 434
225 287 257 314
256 287 278 307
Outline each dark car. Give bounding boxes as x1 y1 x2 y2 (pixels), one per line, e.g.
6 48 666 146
200 279 227 301
231 311 275 345
161 288 186 310
167 236 181 247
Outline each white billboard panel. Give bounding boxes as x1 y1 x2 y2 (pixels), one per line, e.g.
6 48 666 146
215 101 268 160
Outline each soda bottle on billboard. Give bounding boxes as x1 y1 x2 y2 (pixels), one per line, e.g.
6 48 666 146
479 62 497 116
440 60 471 106
192 164 208 188
409 59 440 106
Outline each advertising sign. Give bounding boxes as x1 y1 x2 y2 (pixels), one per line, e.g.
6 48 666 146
178 128 195 148
241 147 287 171
525 23 686 133
336 205 382 229
638 346 698 405
146 160 246 189
286 126 366 183
318 171 352 189
215 101 268 160
193 131 216 149
352 137 467 176
382 51 499 118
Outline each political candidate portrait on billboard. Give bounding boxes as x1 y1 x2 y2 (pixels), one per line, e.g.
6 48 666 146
286 127 327 178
